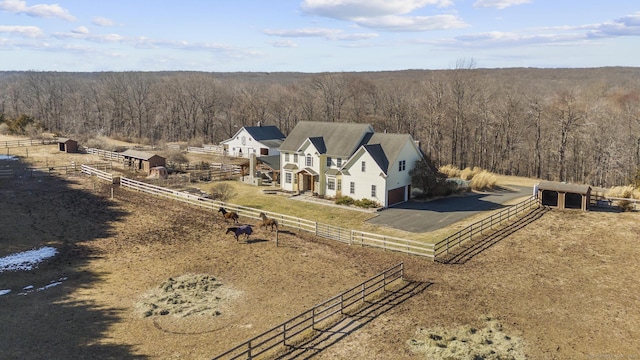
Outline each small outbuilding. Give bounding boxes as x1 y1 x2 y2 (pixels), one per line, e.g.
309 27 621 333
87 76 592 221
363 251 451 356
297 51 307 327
121 149 166 174
537 181 591 211
57 138 78 153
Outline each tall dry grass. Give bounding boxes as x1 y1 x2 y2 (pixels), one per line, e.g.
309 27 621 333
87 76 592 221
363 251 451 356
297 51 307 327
606 185 640 211
470 170 498 191
439 164 461 178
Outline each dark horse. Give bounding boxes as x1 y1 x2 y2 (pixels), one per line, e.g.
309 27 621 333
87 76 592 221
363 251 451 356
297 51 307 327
226 225 252 241
259 212 278 231
218 207 239 223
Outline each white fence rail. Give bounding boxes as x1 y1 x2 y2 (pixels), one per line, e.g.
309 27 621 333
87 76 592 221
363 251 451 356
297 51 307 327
81 165 118 183
84 148 123 160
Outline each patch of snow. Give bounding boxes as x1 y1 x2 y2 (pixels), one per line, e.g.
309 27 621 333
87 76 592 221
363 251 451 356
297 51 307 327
0 154 18 160
0 289 11 296
0 246 58 273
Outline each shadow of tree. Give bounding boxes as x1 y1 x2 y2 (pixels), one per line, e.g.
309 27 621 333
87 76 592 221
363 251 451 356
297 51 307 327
0 158 144 359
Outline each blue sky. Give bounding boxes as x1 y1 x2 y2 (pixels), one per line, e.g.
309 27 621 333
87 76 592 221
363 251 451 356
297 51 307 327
0 0 638 72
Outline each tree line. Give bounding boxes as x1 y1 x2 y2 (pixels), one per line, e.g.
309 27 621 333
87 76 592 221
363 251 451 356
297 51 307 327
0 65 639 188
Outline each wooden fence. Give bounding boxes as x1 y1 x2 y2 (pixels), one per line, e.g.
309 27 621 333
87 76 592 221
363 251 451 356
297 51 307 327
433 196 541 258
84 148 123 160
1 138 56 147
0 169 13 179
591 193 640 211
187 145 225 155
81 165 119 184
212 262 404 360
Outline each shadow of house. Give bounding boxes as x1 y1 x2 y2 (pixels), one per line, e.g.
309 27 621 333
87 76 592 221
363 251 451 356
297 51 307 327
57 138 78 153
537 181 591 211
121 149 166 174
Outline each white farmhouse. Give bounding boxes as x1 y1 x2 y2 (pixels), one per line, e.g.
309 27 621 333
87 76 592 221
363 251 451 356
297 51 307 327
221 125 285 158
279 121 423 207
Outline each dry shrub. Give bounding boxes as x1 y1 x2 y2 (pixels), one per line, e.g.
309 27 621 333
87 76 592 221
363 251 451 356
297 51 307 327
470 170 497 191
460 166 483 180
439 164 460 178
606 185 640 211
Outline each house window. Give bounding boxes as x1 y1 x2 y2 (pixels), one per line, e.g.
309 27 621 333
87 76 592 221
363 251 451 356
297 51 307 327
285 153 290 162
241 136 246 145
337 179 342 191
285 173 292 184
337 158 342 167
326 157 332 167
361 161 366 172
328 178 335 190
306 154 313 167
350 182 355 194
293 154 298 163
371 185 377 197
399 160 406 171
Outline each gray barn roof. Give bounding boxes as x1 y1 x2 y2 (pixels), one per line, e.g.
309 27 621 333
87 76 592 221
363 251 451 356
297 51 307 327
279 121 374 157
121 149 164 160
538 181 591 194
244 125 285 141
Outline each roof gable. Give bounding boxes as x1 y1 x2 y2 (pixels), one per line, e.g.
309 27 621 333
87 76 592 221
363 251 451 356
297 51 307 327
279 121 374 157
364 133 421 173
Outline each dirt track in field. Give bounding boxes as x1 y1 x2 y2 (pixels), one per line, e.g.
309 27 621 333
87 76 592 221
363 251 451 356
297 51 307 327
1 161 640 359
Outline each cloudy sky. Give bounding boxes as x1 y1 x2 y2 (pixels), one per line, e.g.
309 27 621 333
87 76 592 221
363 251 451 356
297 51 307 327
0 0 638 72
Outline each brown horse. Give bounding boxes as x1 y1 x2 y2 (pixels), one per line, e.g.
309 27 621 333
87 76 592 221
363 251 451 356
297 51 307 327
218 207 239 223
226 225 252 241
259 212 278 231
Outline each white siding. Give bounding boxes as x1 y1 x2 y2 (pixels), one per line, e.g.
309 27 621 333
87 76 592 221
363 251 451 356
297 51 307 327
341 151 387 206
385 141 422 192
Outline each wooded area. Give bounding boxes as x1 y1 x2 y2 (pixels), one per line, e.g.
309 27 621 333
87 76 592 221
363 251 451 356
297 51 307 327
1 66 639 187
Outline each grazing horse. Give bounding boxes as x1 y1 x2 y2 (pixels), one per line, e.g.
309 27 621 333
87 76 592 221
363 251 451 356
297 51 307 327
259 212 279 231
226 225 253 241
218 207 239 223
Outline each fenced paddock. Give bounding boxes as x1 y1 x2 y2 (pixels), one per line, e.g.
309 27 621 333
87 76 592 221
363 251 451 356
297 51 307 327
212 262 404 360
434 196 541 258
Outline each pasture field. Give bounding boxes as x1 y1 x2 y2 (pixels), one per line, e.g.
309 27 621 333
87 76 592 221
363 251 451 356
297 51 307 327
2 136 640 359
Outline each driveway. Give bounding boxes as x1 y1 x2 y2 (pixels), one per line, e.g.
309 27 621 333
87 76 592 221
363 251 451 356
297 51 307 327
366 186 532 233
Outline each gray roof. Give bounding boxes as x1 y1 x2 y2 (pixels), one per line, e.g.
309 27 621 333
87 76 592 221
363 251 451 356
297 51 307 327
365 133 417 173
538 181 591 194
121 149 163 160
308 137 327 154
363 144 389 174
244 125 285 141
257 155 280 170
279 121 374 157
259 139 284 148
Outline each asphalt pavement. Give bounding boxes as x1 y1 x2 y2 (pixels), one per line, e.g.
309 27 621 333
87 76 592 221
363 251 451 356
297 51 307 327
366 186 532 233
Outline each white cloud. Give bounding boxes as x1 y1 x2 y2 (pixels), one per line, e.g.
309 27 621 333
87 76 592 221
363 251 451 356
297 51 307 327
301 0 452 19
0 25 43 37
72 26 89 35
263 27 378 41
587 12 640 38
472 0 531 10
92 16 114 27
355 14 468 31
300 0 461 32
0 0 75 21
269 40 298 48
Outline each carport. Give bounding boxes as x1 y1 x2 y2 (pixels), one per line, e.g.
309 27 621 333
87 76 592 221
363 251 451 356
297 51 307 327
537 181 591 211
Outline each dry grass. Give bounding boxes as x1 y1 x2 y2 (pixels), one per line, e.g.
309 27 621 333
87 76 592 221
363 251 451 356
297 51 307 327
438 164 460 178
470 170 498 191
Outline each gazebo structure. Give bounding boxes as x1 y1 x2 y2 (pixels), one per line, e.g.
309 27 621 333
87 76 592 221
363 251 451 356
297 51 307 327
537 181 592 211
121 149 166 174
57 138 78 153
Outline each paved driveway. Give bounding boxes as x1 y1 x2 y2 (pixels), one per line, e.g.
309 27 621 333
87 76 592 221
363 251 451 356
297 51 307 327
366 186 532 233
